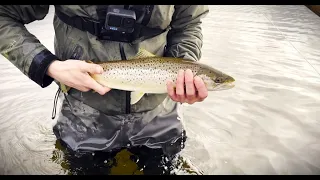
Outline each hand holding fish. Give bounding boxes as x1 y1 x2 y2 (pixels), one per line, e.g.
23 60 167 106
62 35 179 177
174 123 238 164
47 60 111 95
166 69 208 104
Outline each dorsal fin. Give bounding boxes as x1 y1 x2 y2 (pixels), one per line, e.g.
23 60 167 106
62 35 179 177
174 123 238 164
131 48 157 59
85 60 94 64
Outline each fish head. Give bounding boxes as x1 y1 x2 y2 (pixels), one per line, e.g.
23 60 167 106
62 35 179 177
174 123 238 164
197 64 235 91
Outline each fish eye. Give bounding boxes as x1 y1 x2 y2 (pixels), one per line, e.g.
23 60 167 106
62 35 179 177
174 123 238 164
215 77 223 83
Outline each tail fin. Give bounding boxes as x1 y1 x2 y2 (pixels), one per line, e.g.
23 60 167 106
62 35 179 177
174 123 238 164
60 83 71 93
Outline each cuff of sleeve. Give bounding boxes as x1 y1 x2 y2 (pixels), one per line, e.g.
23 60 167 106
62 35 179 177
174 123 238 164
28 49 59 88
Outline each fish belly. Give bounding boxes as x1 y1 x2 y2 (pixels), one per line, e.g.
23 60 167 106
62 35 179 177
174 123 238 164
93 69 173 93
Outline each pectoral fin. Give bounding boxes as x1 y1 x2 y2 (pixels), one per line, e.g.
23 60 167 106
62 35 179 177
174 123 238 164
130 91 145 105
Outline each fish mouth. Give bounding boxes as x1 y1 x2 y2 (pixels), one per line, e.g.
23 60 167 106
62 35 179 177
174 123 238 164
213 82 235 91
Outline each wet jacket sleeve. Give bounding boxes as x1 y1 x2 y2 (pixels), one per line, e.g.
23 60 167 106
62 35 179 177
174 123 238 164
0 5 59 88
164 5 209 61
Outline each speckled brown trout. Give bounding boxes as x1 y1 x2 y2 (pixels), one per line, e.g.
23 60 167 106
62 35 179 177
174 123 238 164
60 48 235 104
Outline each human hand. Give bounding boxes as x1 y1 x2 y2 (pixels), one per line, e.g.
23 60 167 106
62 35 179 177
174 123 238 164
46 60 111 95
166 69 208 104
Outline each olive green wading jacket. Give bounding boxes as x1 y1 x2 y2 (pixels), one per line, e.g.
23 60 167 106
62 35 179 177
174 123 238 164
0 5 209 154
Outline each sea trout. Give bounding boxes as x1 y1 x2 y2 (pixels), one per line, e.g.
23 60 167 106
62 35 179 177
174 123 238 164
60 48 235 104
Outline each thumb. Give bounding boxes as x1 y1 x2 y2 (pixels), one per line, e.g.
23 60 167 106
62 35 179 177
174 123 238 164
80 62 103 74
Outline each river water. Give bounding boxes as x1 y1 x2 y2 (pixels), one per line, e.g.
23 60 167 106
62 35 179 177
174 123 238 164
0 5 319 175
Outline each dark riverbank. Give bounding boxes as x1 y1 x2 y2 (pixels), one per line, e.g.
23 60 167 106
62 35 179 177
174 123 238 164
306 5 320 16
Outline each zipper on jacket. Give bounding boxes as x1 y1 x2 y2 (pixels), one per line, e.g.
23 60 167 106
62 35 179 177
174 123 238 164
119 43 131 114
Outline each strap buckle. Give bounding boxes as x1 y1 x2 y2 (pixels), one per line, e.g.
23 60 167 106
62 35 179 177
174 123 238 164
93 21 101 36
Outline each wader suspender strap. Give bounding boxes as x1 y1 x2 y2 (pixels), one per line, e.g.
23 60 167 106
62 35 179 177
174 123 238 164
55 6 168 43
55 10 102 37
